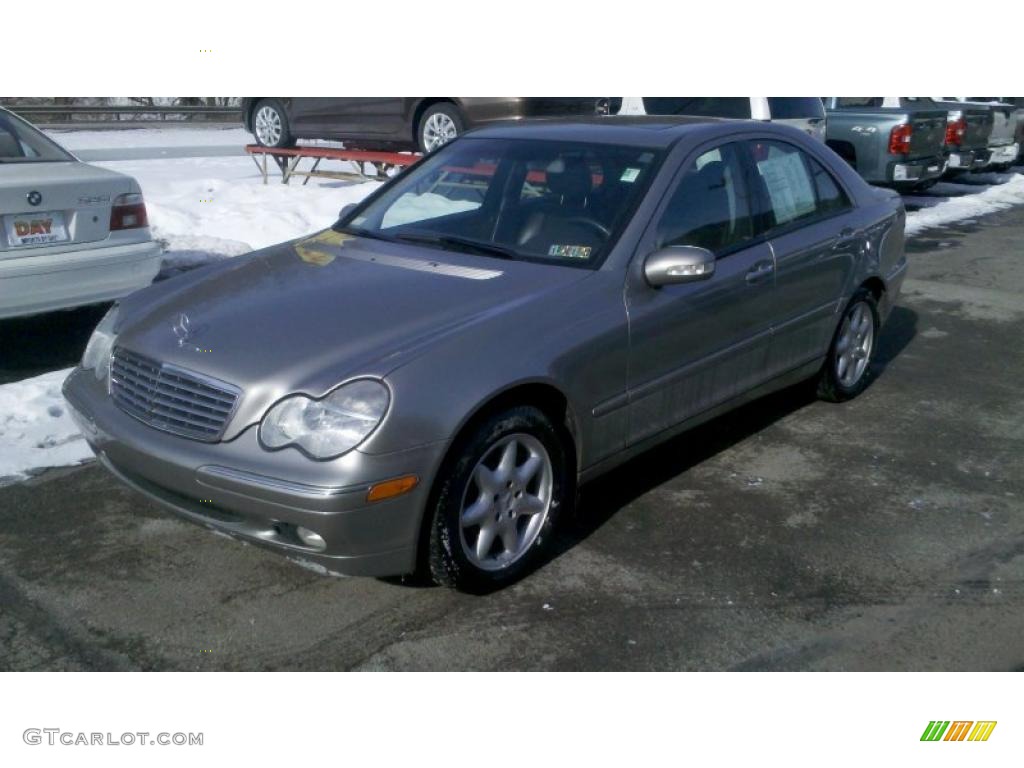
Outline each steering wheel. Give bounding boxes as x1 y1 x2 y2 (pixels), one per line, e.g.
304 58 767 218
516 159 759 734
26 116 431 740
564 216 612 239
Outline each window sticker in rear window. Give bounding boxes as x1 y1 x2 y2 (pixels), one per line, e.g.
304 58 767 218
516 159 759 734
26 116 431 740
756 152 816 225
548 244 593 260
620 167 641 183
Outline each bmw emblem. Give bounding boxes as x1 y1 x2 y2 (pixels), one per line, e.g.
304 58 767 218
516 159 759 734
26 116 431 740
27 190 42 207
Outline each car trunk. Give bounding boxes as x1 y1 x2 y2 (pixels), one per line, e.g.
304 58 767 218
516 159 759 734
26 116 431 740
0 161 131 256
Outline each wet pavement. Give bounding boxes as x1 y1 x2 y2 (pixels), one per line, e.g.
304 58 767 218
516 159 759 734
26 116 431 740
0 203 1022 671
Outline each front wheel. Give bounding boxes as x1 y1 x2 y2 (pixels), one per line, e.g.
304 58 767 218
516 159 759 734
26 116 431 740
817 288 879 402
251 99 295 148
427 406 569 592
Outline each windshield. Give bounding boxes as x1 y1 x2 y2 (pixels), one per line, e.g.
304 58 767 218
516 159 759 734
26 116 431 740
339 137 662 267
0 110 75 163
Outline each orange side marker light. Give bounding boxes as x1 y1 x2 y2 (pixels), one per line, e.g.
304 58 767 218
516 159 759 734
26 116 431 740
366 475 419 503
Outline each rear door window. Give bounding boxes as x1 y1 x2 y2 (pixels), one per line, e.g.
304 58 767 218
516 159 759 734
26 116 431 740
767 98 825 119
654 143 756 254
748 141 849 229
641 98 752 119
749 141 819 228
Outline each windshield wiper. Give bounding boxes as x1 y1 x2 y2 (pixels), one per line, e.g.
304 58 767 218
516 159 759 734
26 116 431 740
394 232 518 260
337 225 397 243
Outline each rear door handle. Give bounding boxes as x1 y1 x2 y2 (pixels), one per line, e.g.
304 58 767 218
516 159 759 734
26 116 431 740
745 260 774 284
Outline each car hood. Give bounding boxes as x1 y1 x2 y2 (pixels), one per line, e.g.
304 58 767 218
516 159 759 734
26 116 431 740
114 231 593 437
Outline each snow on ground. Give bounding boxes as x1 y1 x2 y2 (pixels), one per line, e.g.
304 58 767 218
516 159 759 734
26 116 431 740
0 369 90 485
96 155 383 272
904 172 1024 235
45 126 251 151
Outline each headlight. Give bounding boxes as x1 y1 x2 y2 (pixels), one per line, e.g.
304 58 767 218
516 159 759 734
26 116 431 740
81 305 119 381
259 379 390 459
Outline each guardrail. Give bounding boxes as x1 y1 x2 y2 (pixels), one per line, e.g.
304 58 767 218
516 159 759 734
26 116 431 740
2 104 242 129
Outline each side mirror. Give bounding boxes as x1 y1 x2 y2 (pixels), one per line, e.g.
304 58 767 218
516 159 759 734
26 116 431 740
643 245 716 287
338 203 357 222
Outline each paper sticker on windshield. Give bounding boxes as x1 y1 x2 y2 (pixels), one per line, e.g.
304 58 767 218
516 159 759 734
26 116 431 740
549 244 592 260
294 229 354 266
620 167 641 183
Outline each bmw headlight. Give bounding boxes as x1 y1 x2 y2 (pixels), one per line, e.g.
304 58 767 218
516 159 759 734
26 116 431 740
259 379 390 459
81 305 119 381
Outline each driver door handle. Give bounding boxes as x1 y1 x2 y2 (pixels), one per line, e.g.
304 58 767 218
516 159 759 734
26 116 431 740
745 260 774 284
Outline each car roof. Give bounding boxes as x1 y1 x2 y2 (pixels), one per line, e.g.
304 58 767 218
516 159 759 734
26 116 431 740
464 115 727 148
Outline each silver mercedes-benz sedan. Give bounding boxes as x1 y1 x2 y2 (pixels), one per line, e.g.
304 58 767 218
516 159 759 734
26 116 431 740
0 107 160 319
63 117 907 591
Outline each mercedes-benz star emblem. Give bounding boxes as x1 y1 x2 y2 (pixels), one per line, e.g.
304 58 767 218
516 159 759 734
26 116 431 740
26 191 42 207
173 313 192 347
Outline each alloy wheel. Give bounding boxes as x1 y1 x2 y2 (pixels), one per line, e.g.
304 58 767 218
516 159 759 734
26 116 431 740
422 112 459 152
458 433 553 571
835 301 874 388
254 105 283 146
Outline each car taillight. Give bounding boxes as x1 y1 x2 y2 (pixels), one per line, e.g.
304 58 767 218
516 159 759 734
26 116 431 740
110 193 148 231
888 123 913 155
944 117 966 147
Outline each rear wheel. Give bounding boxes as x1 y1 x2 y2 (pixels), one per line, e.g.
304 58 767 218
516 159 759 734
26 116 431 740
427 405 568 592
417 103 464 153
817 288 879 402
252 99 295 148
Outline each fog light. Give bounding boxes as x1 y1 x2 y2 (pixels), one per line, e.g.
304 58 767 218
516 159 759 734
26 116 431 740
296 527 326 551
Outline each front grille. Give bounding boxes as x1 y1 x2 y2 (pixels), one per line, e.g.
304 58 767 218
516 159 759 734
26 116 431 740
110 347 241 442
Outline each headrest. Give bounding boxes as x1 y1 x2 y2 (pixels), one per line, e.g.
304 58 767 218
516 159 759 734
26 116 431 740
546 155 592 203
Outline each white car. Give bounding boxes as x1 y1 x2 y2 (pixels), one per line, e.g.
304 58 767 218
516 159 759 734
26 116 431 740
616 97 827 142
0 107 161 319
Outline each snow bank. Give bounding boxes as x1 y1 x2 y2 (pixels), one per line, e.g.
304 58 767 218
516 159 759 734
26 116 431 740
95 156 383 271
905 173 1024 235
0 369 91 485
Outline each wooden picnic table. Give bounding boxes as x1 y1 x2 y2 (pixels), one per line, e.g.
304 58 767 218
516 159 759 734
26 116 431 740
245 144 421 185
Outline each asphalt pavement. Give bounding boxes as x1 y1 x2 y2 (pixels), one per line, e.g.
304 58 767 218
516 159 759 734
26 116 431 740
0 205 1022 671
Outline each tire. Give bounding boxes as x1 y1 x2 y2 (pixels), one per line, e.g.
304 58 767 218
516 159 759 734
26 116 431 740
251 99 295 148
427 405 569 592
417 103 464 154
817 288 880 403
911 179 938 192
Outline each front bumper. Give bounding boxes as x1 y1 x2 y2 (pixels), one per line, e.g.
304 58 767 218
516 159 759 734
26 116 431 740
0 239 161 320
62 367 450 577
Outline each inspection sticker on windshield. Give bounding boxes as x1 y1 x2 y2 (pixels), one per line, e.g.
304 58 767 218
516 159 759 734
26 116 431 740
620 167 641 183
549 244 592 259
